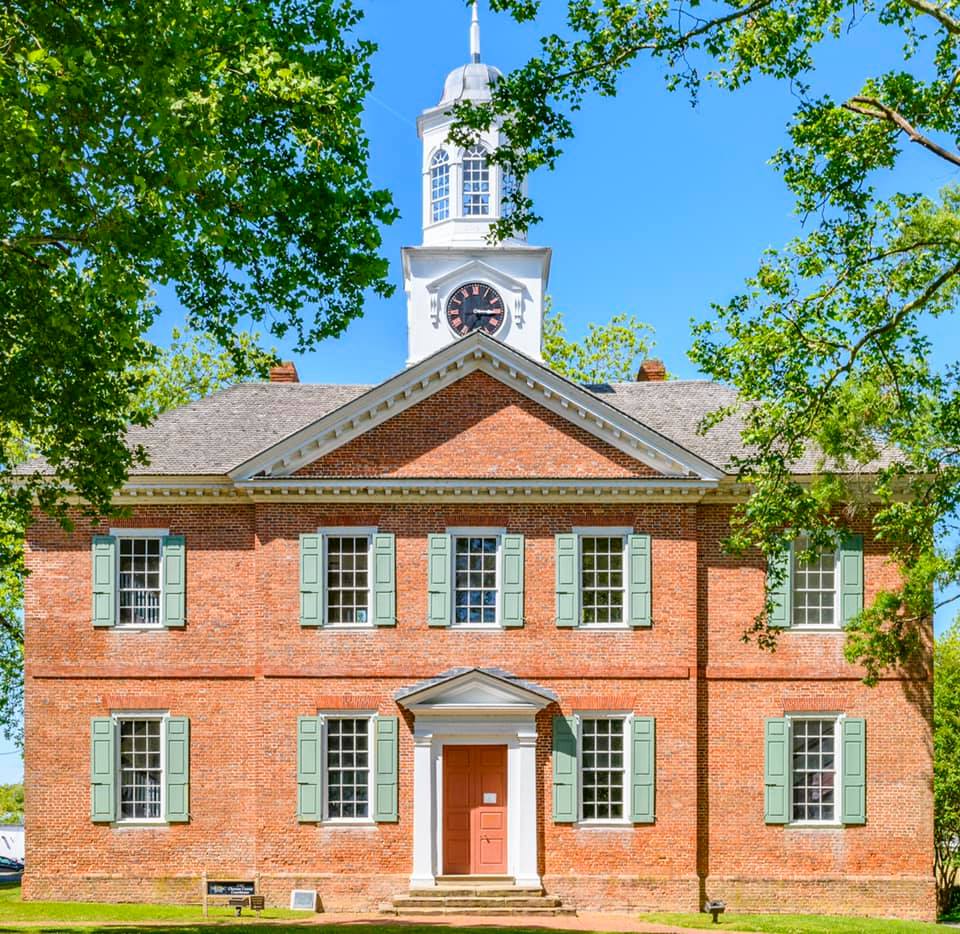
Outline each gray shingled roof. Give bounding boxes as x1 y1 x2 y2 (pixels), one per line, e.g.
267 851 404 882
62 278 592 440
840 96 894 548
17 372 896 478
123 377 750 476
125 382 371 475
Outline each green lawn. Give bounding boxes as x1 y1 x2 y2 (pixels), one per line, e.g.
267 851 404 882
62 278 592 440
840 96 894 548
0 884 307 925
0 884 949 934
640 911 943 933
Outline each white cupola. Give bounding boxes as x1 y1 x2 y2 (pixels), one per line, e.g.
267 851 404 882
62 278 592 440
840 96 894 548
417 2 519 247
402 1 551 366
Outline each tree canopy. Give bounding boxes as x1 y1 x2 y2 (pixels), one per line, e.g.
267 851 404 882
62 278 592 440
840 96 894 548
542 301 656 384
0 329 268 750
1 0 396 537
936 621 960 915
0 784 23 826
454 0 960 679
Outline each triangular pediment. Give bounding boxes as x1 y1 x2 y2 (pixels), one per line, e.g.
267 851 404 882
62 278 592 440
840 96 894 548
229 333 724 482
394 668 557 714
425 259 526 299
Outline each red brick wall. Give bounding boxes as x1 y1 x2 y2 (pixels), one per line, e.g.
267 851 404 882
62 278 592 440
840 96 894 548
295 372 661 478
21 493 934 919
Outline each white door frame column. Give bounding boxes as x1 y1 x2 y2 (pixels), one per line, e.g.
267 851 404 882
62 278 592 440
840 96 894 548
395 668 555 889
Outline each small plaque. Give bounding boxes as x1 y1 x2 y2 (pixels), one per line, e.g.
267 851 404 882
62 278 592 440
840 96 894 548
290 889 318 912
207 881 255 897
483 792 497 804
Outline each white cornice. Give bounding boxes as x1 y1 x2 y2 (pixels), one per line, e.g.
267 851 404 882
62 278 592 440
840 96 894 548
228 333 726 483
401 244 552 284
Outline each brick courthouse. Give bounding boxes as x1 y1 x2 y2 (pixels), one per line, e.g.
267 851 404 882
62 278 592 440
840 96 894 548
22 8 933 921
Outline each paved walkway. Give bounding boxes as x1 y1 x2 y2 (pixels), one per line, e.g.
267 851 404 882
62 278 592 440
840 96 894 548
312 911 741 933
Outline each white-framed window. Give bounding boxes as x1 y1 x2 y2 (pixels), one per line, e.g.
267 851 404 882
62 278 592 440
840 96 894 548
501 168 519 204
462 144 490 216
574 527 632 628
451 530 502 626
580 535 627 626
322 529 374 626
430 149 451 222
791 534 840 628
113 528 167 628
322 714 375 822
788 714 841 824
579 714 631 823
117 714 165 822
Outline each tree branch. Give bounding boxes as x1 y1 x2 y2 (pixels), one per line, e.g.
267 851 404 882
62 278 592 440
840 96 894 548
902 0 960 32
556 0 776 83
844 96 960 168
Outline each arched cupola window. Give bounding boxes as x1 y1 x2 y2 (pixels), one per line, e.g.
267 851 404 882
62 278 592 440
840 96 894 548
430 150 451 223
502 169 519 205
462 144 490 216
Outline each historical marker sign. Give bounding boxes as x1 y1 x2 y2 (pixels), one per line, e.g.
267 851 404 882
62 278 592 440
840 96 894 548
207 881 255 897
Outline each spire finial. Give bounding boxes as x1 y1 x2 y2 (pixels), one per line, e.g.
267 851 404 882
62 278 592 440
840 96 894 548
470 0 481 63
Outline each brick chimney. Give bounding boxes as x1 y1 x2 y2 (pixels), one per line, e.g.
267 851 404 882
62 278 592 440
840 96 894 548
269 361 299 383
636 358 667 382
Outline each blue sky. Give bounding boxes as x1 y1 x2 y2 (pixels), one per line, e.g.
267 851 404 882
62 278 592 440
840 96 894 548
3 2 952 784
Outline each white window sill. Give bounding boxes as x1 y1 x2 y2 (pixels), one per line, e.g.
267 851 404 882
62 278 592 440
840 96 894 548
111 625 167 633
112 820 169 829
574 820 633 829
785 821 844 830
321 624 375 632
449 624 502 631
577 624 630 632
786 626 845 634
320 819 377 828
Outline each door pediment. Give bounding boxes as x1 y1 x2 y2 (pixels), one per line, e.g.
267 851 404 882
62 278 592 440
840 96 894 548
395 667 556 716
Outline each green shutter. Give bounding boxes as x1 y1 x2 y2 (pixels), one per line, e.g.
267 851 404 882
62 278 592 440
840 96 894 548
630 717 655 822
628 533 652 628
555 534 579 628
300 534 323 627
92 536 116 628
162 535 186 628
501 533 525 628
764 718 789 823
427 533 451 627
165 716 190 822
374 716 399 822
552 715 578 822
297 716 322 821
372 533 396 627
767 545 793 629
841 718 866 824
840 534 864 626
90 717 116 822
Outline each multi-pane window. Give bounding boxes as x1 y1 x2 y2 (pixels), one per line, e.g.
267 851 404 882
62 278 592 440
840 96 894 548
581 536 626 626
501 169 519 204
454 536 498 624
430 150 450 222
581 717 626 820
791 718 837 822
462 144 490 216
118 537 161 626
792 535 838 627
326 717 371 820
326 535 370 625
119 718 162 820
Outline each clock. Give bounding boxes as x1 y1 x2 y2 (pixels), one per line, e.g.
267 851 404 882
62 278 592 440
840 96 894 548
445 282 506 337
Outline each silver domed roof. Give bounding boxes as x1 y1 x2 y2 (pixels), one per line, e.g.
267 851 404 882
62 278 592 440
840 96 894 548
439 61 503 106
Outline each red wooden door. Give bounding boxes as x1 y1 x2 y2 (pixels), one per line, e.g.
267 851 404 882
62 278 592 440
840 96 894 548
442 745 507 875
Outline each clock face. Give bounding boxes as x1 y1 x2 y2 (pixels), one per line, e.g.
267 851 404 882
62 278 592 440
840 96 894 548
445 282 505 337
